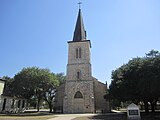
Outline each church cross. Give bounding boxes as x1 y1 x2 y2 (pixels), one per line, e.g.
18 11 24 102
78 2 82 9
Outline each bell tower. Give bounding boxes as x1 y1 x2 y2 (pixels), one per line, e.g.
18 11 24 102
63 7 95 113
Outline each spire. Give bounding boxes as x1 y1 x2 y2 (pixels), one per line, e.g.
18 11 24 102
73 8 87 41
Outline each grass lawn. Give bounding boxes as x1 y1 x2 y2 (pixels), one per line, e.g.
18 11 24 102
73 113 127 120
73 112 160 120
1 111 160 120
0 116 56 120
0 111 56 120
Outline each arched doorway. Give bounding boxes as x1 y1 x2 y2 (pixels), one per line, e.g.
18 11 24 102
73 91 84 113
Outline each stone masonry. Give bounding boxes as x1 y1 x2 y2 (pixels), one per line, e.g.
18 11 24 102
63 40 94 113
54 8 110 113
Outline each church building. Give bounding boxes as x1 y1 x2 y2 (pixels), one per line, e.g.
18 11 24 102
54 8 110 113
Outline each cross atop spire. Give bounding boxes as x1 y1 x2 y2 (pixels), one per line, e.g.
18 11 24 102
78 2 82 9
73 5 87 42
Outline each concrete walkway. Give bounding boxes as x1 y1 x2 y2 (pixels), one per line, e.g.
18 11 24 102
47 114 95 120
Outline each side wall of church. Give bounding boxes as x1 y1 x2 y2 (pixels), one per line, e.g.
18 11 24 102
93 78 110 113
54 83 65 112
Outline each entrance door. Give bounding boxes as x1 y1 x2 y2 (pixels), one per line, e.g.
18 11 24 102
73 91 84 113
74 99 84 113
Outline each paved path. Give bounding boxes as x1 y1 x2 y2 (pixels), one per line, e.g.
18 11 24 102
47 114 95 120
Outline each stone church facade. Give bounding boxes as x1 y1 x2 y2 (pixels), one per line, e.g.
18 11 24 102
54 8 110 113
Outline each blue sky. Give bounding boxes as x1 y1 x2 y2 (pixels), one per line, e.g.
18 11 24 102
0 0 160 85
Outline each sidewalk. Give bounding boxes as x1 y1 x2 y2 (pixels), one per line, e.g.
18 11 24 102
47 114 95 120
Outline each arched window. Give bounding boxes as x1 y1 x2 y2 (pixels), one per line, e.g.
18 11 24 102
77 71 81 79
79 47 81 58
76 48 79 58
74 91 83 98
76 47 81 59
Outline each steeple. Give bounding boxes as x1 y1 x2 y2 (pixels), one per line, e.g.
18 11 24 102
73 8 87 41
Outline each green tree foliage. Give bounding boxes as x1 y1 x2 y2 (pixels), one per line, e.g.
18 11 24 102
44 73 60 113
110 50 160 112
13 67 59 112
55 73 66 85
2 67 65 112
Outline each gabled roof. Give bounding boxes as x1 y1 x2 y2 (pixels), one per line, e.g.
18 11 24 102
0 78 6 82
73 9 86 41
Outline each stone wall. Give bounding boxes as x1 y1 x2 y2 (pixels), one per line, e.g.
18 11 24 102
67 63 92 81
63 40 94 113
0 95 27 113
0 79 27 113
63 80 94 113
67 41 92 81
93 78 110 113
54 83 65 112
67 41 91 65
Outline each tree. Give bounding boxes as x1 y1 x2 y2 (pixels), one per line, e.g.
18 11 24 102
55 73 66 85
143 50 160 112
146 49 160 58
44 73 65 112
13 67 38 99
104 81 109 101
110 50 160 113
13 67 59 112
43 73 59 113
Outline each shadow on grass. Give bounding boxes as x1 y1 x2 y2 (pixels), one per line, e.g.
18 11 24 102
87 112 160 120
88 113 127 120
140 112 160 120
0 111 55 117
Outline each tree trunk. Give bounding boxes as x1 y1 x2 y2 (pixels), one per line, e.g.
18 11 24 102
144 101 149 113
151 103 155 113
49 104 53 113
151 100 157 113
37 99 40 112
